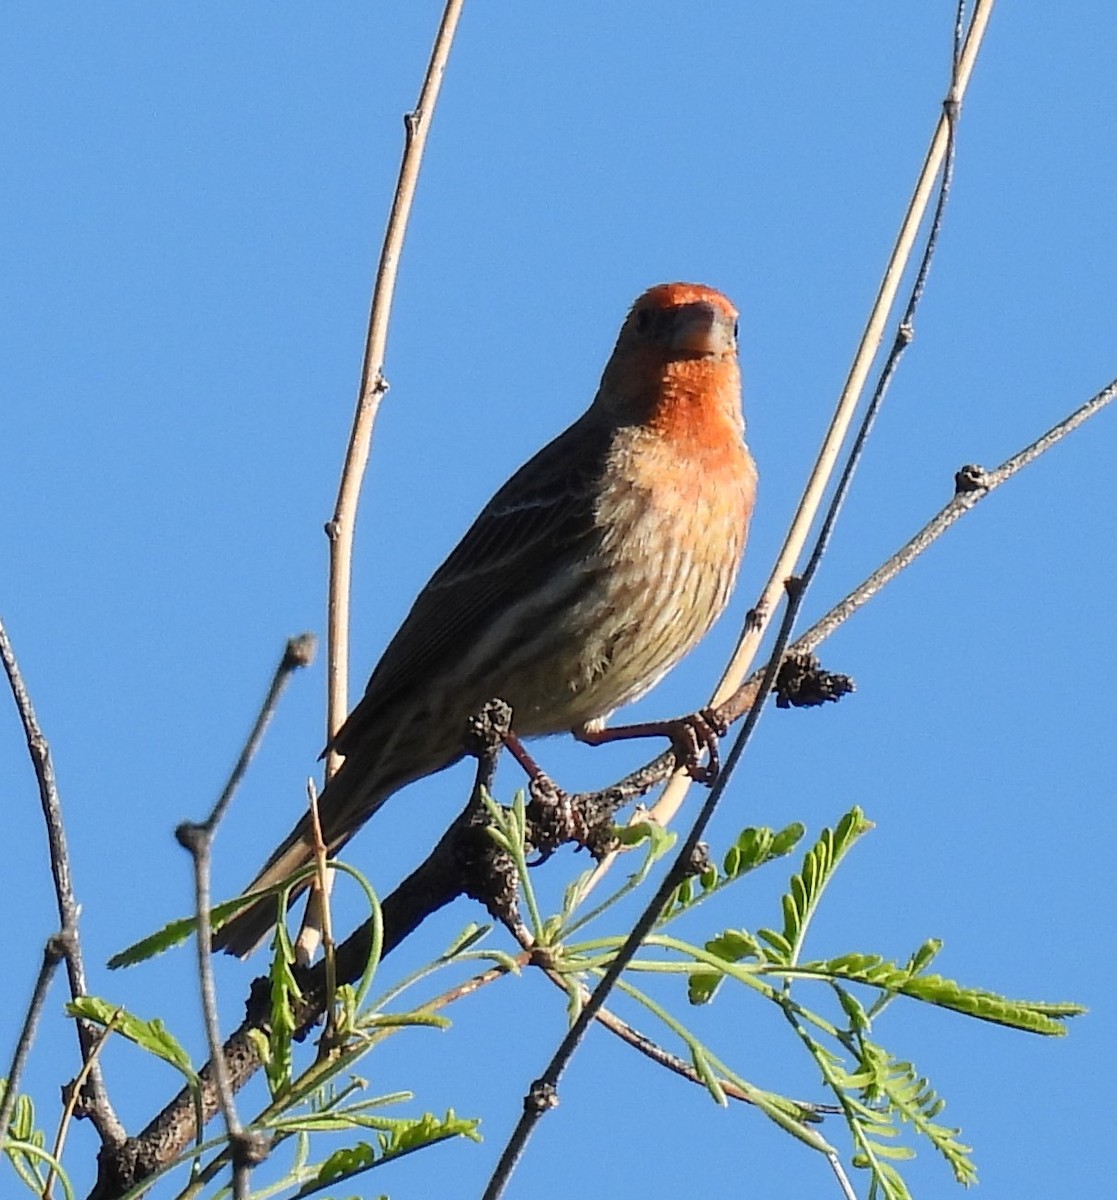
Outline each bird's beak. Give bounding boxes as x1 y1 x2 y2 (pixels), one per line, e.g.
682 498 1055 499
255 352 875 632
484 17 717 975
667 301 737 357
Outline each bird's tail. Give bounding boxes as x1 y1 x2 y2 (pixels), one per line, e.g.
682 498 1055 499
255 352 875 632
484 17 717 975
211 764 392 958
210 828 321 958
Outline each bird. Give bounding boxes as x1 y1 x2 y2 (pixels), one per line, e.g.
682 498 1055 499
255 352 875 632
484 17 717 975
214 281 758 956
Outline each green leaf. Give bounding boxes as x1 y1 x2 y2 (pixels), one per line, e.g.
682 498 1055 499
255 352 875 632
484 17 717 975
756 927 793 959
774 807 872 965
835 984 871 1034
442 924 491 958
858 1044 977 1186
263 933 302 1097
66 998 194 1076
896 974 1084 1035
687 970 722 1006
299 1110 481 1194
688 928 763 1004
800 955 1085 1035
2 1082 50 1194
107 882 305 968
689 1044 728 1106
660 821 803 920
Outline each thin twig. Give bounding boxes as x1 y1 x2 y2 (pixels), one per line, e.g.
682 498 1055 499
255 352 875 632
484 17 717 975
0 617 124 1147
211 634 317 832
827 1151 859 1200
306 0 467 963
480 7 993 1193
791 375 1117 660
501 919 838 1120
0 937 66 1143
325 0 466 766
174 634 316 1195
305 779 338 1034
46 1015 119 1199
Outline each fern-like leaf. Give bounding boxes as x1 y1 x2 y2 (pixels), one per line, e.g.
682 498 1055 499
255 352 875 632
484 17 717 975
762 808 872 966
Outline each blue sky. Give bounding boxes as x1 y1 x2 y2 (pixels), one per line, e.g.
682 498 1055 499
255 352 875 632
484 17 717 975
2 4 1114 1198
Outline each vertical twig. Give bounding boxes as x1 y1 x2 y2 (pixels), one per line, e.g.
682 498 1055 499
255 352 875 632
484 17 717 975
712 0 995 700
0 616 124 1148
175 634 316 1197
324 0 467 769
303 0 466 962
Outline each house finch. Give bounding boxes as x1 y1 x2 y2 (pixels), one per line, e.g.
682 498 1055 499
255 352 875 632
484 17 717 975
214 281 757 956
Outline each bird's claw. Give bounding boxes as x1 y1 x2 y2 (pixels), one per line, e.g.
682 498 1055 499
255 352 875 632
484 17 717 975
674 708 725 785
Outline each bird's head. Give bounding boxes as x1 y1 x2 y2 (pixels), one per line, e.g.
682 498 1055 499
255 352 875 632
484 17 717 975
597 282 742 431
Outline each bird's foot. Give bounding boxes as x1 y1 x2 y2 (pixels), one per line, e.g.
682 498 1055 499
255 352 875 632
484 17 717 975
573 707 728 786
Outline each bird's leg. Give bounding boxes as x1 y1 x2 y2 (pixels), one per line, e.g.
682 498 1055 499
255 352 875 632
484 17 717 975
500 728 549 784
501 728 568 812
499 729 588 859
573 708 728 785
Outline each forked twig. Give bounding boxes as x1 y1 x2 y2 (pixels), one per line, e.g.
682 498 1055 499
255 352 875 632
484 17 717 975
174 634 316 1195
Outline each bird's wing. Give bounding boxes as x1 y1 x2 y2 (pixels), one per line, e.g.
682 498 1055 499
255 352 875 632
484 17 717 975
331 411 610 757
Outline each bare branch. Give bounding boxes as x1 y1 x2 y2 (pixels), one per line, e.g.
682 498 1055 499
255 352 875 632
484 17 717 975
0 616 124 1147
306 0 467 965
173 634 316 1195
325 0 467 767
0 936 67 1142
793 375 1117 660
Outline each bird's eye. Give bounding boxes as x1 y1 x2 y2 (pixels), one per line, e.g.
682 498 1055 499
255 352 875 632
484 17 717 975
733 319 739 342
634 308 652 334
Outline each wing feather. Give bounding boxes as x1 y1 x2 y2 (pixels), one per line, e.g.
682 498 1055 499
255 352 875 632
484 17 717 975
332 409 611 757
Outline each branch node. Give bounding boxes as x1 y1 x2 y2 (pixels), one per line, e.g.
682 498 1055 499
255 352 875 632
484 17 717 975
232 1129 272 1170
685 841 713 879
368 371 390 401
174 821 207 855
524 1079 558 1115
45 927 77 963
465 698 514 759
283 633 318 670
774 652 856 710
954 462 990 494
744 600 768 633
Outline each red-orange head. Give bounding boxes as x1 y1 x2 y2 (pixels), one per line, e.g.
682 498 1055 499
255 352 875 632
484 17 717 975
595 282 743 437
